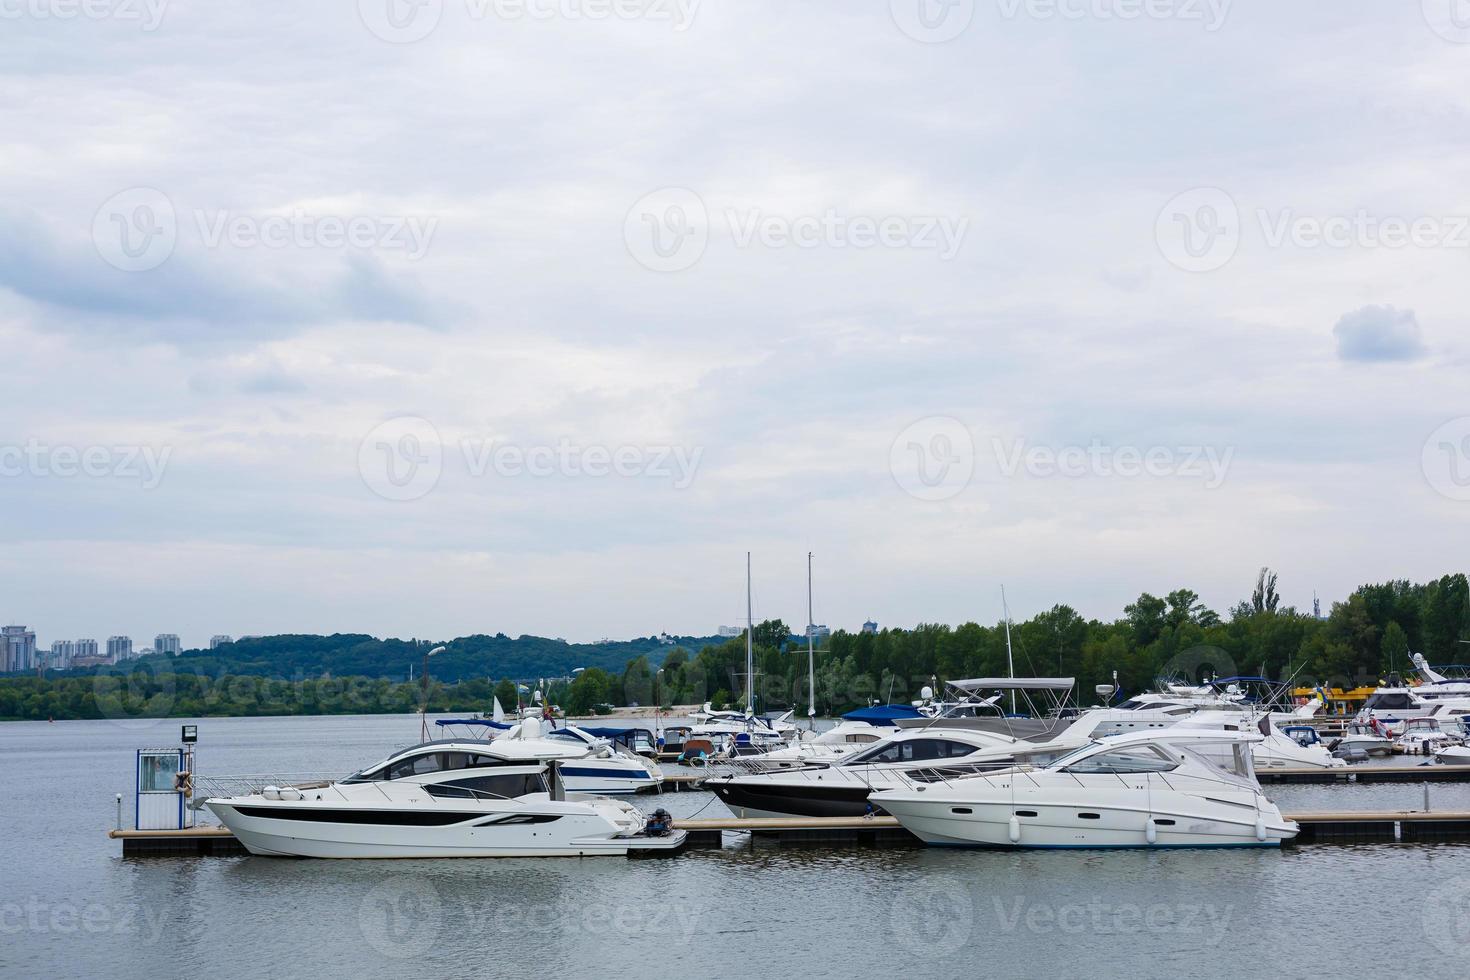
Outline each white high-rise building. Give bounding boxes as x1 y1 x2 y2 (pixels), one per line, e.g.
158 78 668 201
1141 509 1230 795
2 626 37 672
154 634 182 656
75 638 99 660
209 635 233 649
107 636 134 661
51 639 77 669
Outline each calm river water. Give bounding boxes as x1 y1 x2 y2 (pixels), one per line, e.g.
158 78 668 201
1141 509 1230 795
4 713 1470 979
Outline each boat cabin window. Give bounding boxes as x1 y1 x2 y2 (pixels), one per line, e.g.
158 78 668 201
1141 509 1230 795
1062 745 1180 775
847 738 975 764
431 772 548 800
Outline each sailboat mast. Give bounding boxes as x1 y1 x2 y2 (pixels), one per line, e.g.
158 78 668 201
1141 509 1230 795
1002 585 1015 715
745 551 754 718
807 551 816 726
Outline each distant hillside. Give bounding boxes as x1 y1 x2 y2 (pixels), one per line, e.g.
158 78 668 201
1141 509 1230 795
92 632 724 682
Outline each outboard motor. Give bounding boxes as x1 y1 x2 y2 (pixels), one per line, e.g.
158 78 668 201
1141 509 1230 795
644 808 672 837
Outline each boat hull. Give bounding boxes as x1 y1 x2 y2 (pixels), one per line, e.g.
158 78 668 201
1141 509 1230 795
877 796 1295 850
708 779 883 819
206 801 642 859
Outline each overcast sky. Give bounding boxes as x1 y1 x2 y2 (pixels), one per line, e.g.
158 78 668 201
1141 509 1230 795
2 0 1468 648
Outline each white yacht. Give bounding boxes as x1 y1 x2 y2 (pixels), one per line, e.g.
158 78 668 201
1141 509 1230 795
432 719 664 794
706 726 1039 819
872 730 1299 849
727 705 923 772
204 720 686 858
1329 719 1395 758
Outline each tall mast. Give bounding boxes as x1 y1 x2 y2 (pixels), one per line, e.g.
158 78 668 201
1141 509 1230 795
1002 585 1015 715
806 552 816 726
745 551 754 718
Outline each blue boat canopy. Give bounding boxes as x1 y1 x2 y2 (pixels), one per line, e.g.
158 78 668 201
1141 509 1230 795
574 726 654 738
434 718 511 729
841 704 925 724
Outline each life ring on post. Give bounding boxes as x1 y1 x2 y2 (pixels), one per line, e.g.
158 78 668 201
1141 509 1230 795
174 771 193 796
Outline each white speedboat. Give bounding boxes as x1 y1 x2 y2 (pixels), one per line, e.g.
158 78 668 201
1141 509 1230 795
1394 717 1461 755
873 730 1298 849
204 720 685 858
1330 720 1395 759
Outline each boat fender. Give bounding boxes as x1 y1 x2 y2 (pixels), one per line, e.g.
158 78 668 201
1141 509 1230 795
280 787 302 801
1254 817 1268 842
1145 819 1157 845
262 786 281 800
1007 816 1021 844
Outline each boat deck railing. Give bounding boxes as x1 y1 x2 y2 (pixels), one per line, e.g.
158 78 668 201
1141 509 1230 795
191 772 342 805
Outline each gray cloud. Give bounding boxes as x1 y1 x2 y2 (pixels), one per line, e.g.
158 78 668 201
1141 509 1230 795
1333 305 1427 363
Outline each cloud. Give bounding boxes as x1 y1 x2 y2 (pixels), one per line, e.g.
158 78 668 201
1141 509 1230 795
0 209 441 346
1333 305 1428 363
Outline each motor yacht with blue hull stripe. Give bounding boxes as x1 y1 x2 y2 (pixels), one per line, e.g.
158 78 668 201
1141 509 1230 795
204 721 685 858
872 730 1298 850
434 719 664 794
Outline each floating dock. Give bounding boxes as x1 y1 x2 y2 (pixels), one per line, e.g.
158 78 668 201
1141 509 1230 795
1255 763 1470 784
109 809 1470 855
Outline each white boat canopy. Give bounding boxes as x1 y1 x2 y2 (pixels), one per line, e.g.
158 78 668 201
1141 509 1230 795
951 677 1075 692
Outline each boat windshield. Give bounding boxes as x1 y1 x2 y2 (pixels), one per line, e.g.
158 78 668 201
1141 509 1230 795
1060 744 1180 774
